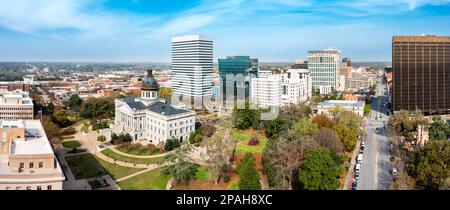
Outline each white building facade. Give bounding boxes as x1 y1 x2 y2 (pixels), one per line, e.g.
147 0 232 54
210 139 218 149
251 69 312 108
308 48 341 94
0 89 34 120
317 100 365 117
172 34 213 98
114 70 196 145
280 69 312 106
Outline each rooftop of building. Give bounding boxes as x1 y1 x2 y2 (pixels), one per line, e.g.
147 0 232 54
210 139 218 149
0 89 33 105
1 120 54 155
122 97 193 117
172 34 213 42
319 100 365 107
308 48 341 54
393 35 450 42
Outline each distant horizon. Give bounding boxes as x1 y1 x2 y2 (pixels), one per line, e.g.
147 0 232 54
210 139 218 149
0 60 393 64
1 0 449 62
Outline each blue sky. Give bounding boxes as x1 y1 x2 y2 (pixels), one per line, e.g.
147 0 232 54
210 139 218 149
0 0 450 62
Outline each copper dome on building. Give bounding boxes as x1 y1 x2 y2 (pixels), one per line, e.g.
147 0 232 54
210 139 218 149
141 70 159 91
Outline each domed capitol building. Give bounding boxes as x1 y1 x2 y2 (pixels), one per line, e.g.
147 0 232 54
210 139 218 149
114 70 196 145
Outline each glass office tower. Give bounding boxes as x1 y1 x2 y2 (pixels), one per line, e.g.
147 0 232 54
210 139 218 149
218 56 258 107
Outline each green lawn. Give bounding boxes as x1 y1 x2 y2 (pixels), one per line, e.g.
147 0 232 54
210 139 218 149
195 166 210 181
62 141 81 149
235 135 268 155
118 168 170 190
101 149 164 165
116 145 162 156
228 180 239 190
66 154 143 180
231 129 253 142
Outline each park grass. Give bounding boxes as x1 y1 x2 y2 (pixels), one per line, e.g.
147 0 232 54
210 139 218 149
62 141 81 149
195 166 210 181
228 180 239 190
235 135 268 155
101 149 164 165
231 129 253 142
117 145 162 156
118 168 170 190
66 153 143 180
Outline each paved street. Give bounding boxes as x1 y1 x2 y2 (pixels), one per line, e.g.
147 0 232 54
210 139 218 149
358 70 393 190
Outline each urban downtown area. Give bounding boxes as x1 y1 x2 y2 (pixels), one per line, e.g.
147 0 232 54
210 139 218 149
0 1 449 194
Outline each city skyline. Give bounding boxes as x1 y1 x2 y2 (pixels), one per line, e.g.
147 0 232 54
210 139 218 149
0 0 450 62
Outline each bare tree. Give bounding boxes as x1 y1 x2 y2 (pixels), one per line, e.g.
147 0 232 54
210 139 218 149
315 127 344 155
266 137 316 190
204 128 234 185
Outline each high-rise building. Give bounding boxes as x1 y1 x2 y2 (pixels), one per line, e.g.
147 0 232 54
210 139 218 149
308 48 341 94
171 34 213 99
0 120 65 190
218 56 258 108
392 35 450 113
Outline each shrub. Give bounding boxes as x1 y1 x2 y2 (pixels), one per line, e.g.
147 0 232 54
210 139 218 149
224 175 231 183
135 143 143 153
164 137 181 151
248 135 260 146
201 123 216 137
97 135 106 143
61 127 77 135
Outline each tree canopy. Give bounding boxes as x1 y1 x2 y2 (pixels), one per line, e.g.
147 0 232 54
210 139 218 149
298 148 344 190
237 153 262 190
410 140 450 189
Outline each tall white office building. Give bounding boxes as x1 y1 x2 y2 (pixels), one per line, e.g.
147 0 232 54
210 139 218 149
308 48 341 94
172 34 213 98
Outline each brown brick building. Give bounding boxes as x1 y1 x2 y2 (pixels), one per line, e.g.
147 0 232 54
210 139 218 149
392 35 450 114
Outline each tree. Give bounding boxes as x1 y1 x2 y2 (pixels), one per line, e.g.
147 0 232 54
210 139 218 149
364 104 371 116
299 148 344 190
388 110 415 132
68 94 82 110
410 140 450 189
159 87 173 99
262 136 317 190
311 114 335 129
333 124 358 152
201 123 216 138
287 118 319 139
189 128 203 144
97 135 107 143
389 173 416 190
335 111 361 133
51 110 72 127
162 145 198 185
428 116 450 141
315 127 344 155
237 153 262 190
164 137 181 151
42 116 61 144
264 116 295 139
280 102 312 119
80 97 115 119
204 128 234 185
232 105 259 130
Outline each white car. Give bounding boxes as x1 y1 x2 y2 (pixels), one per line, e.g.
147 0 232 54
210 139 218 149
355 163 361 176
357 154 363 164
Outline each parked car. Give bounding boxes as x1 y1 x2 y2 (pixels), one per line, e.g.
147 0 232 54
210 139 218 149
391 168 398 176
361 142 365 150
355 163 361 176
357 154 363 164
